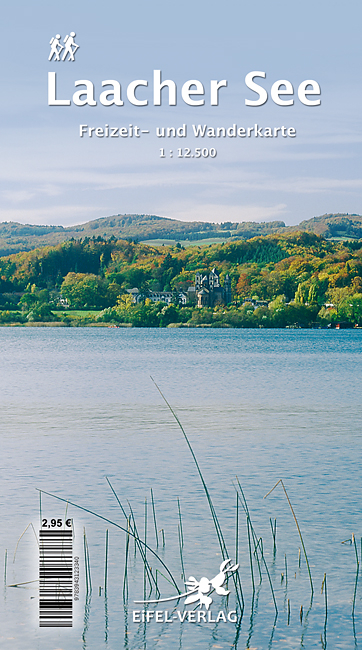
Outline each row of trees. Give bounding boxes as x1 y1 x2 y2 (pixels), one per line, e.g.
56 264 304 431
94 293 362 328
1 292 361 326
0 233 362 326
0 231 345 293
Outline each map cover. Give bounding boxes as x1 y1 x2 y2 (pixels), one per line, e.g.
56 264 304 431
0 1 361 649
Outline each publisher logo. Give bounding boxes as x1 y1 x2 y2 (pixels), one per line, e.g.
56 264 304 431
49 33 79 61
134 558 239 617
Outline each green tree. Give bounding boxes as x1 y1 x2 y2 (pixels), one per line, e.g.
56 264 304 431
347 294 362 324
294 282 309 304
157 304 179 327
308 284 318 305
61 273 108 308
27 303 58 322
19 284 49 310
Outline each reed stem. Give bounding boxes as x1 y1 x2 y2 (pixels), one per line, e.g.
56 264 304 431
235 492 239 565
36 487 180 593
150 488 159 548
104 478 166 594
269 518 277 552
83 527 92 596
264 479 314 596
252 536 263 583
104 529 109 594
144 498 147 600
235 478 277 613
127 503 153 595
352 533 359 617
177 498 184 549
151 377 244 611
247 517 255 592
13 523 39 563
123 518 130 600
321 573 327 626
178 524 186 581
151 378 227 556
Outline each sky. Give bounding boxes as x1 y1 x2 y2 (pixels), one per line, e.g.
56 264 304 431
0 0 361 227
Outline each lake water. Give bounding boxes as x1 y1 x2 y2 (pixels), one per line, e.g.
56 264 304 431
0 327 361 650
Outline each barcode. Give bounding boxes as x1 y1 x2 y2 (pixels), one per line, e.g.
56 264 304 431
39 529 73 627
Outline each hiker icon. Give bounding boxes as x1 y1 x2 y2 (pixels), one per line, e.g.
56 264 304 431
49 34 63 61
62 32 79 61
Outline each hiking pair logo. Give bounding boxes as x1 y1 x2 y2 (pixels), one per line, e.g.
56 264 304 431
135 558 239 611
49 33 79 61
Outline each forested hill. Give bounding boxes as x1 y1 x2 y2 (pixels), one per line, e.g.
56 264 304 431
1 231 362 302
0 215 285 256
0 212 361 257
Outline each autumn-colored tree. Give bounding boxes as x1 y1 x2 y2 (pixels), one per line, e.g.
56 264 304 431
236 273 252 296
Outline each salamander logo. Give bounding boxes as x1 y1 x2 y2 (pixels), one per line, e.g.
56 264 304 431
135 558 239 610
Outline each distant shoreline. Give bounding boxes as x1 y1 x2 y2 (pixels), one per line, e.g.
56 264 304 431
1 322 360 330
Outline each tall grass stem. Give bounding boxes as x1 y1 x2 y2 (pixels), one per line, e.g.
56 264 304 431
36 487 180 593
151 377 244 611
264 479 314 596
104 529 109 594
150 488 159 548
4 549 7 585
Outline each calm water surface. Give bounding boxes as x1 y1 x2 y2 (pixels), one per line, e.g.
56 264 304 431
0 328 361 650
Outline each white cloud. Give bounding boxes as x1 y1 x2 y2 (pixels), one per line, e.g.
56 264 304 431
1 185 61 204
0 205 100 225
160 202 288 223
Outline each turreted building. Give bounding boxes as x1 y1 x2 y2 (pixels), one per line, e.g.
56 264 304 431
187 268 231 307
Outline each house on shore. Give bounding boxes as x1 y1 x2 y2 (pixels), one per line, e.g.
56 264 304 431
127 288 187 305
128 268 230 308
242 299 269 309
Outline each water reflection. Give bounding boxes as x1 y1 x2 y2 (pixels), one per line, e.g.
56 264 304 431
82 594 91 649
1 328 362 649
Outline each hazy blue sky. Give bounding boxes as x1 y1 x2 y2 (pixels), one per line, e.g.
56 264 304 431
0 0 361 226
